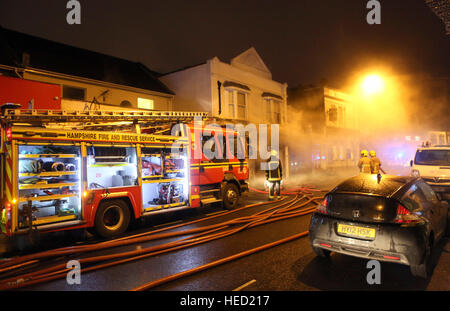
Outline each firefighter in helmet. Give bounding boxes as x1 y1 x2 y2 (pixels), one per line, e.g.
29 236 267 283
358 149 371 174
369 150 383 174
265 149 282 200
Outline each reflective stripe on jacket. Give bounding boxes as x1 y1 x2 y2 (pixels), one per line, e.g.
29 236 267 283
265 159 282 181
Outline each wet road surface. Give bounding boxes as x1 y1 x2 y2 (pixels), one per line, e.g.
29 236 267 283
1 190 449 291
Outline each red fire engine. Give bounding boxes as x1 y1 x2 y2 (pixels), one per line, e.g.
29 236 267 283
0 109 248 238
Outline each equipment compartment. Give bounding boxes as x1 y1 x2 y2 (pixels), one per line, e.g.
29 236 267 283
87 146 138 189
17 144 82 228
141 147 188 211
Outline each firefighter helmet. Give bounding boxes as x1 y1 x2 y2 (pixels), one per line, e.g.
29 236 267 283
271 149 278 157
369 150 376 157
361 150 369 157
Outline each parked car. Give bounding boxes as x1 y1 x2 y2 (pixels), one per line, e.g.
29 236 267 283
410 145 450 201
309 174 449 278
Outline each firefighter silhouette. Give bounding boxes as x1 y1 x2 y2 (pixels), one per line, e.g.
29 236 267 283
369 150 382 174
265 149 282 200
358 149 371 174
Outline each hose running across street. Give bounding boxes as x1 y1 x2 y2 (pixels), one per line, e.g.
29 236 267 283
0 187 325 290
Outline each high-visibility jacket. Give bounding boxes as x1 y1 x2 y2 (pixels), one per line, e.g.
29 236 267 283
358 157 371 174
265 158 282 181
370 157 382 174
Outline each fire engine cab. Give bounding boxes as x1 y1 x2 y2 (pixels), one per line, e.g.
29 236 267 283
0 109 248 238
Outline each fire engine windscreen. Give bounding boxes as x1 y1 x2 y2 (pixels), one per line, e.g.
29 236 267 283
87 146 138 188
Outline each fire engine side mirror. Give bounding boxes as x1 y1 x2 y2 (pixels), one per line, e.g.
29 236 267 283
410 160 413 167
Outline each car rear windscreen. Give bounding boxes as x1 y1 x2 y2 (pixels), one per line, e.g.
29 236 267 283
415 149 450 166
327 193 397 223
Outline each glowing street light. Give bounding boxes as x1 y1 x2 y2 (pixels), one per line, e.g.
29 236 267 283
362 74 384 96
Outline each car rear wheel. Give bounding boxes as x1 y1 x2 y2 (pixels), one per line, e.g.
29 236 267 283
94 200 130 238
410 240 431 279
312 246 331 258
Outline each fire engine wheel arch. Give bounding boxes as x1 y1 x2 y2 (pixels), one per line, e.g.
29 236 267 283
94 199 131 238
221 182 239 210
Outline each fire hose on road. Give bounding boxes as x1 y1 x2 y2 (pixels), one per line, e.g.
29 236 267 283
0 189 325 290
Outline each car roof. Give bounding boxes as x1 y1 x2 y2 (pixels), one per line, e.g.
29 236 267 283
416 146 450 151
331 174 417 198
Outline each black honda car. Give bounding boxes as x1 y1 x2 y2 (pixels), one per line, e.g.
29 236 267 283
309 174 449 278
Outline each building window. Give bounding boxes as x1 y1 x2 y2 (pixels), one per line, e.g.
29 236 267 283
227 90 235 118
265 99 271 121
138 98 154 110
236 92 247 120
264 98 281 123
328 107 338 122
225 89 247 120
62 85 86 101
272 100 281 123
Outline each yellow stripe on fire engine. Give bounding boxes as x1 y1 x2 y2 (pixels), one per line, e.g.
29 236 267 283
31 214 78 226
18 154 78 158
11 126 189 144
144 202 185 211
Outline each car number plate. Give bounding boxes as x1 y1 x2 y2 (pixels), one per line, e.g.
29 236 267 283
337 224 376 239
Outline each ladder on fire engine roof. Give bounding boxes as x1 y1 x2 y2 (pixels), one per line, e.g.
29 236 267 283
1 109 208 133
1 109 208 123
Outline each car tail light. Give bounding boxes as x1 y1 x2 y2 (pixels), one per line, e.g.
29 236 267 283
383 255 400 260
394 203 421 225
316 197 328 214
320 243 332 248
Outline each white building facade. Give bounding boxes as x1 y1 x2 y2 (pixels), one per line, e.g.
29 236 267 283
160 47 289 180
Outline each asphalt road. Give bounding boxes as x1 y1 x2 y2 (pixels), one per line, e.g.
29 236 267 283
1 189 449 291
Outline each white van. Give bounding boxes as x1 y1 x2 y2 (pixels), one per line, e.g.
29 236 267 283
410 146 450 200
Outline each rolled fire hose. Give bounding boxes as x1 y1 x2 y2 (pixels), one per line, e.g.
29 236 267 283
65 163 76 171
42 162 65 172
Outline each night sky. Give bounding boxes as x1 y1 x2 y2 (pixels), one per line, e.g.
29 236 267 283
0 0 449 88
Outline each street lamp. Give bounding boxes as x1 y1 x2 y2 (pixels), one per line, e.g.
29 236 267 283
362 74 384 96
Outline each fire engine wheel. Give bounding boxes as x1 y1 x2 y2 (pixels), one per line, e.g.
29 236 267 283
94 200 130 238
222 183 239 210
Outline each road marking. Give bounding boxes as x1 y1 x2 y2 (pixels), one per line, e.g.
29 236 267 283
232 279 256 291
